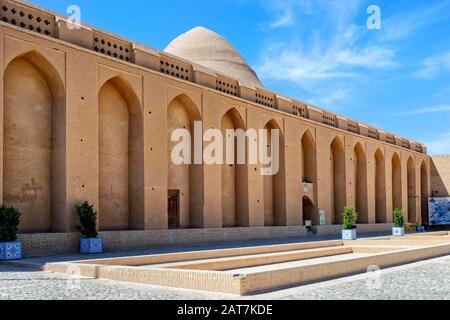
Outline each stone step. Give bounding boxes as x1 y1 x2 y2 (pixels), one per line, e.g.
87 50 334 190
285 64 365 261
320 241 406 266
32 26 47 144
152 246 352 271
76 240 344 267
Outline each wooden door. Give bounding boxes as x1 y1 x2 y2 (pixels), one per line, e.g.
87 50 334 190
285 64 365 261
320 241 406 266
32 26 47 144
168 190 180 229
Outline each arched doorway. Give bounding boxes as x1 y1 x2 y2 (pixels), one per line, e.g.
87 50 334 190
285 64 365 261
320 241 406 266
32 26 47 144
302 196 315 225
167 94 203 228
407 157 417 223
330 137 345 224
375 149 386 223
421 160 429 225
3 52 65 233
263 120 285 226
354 143 368 223
221 108 246 227
98 77 143 231
301 130 317 223
392 153 402 211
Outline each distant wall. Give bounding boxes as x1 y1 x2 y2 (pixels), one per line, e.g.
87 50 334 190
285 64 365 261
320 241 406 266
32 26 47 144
431 156 450 197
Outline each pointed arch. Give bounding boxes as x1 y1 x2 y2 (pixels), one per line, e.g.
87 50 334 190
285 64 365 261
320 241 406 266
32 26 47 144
301 129 317 223
330 137 346 224
407 156 417 223
420 160 429 225
222 106 245 128
221 107 246 227
301 130 317 184
3 51 65 233
375 148 386 223
4 50 65 102
168 93 202 123
263 119 286 226
98 76 144 231
353 143 368 223
392 152 402 211
167 94 203 228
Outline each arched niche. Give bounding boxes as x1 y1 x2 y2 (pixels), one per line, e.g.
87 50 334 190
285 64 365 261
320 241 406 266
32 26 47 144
167 94 203 228
420 160 429 224
98 76 143 231
263 119 285 226
221 108 246 227
3 51 65 233
330 137 345 224
375 149 387 223
392 152 402 211
301 130 317 223
301 130 317 184
407 157 416 223
354 143 368 223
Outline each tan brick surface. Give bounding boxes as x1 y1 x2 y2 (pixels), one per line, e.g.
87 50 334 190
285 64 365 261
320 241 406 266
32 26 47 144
431 156 450 197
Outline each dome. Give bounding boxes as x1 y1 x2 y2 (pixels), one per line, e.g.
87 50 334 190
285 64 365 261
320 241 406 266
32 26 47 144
164 27 263 88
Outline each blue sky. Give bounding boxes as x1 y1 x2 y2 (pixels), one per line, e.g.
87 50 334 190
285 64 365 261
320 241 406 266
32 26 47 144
30 0 450 155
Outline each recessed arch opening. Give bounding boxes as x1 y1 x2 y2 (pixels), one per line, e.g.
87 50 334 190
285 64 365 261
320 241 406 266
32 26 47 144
221 107 247 227
263 120 285 226
3 51 65 233
375 149 387 223
167 94 203 228
98 76 144 231
330 137 345 224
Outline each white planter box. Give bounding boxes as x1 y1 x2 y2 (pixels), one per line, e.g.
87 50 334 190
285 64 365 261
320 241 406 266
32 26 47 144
342 229 357 240
392 227 405 236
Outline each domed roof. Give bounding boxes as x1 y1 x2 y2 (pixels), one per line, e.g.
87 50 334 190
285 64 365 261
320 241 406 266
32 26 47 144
164 27 263 88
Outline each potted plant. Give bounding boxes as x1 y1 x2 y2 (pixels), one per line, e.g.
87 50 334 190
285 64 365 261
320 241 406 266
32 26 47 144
342 207 358 240
76 202 103 254
392 208 405 236
0 205 22 261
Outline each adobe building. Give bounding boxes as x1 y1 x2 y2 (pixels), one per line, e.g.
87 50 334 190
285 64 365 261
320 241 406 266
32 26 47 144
0 0 441 246
431 156 450 198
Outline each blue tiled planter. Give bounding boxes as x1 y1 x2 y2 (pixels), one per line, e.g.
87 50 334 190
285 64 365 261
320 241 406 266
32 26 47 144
80 238 103 254
0 241 22 260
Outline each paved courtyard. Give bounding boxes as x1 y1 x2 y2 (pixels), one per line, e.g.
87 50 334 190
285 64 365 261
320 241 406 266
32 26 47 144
1 255 450 300
1 233 450 300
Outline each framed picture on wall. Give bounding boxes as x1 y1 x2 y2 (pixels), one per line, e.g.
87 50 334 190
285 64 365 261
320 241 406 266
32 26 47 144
429 198 450 225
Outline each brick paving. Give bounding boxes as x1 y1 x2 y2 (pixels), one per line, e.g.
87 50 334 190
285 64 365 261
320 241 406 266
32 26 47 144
1 233 449 300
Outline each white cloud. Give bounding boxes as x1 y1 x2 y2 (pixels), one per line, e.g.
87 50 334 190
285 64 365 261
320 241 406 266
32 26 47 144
268 9 294 29
415 51 450 79
396 104 450 116
426 133 450 156
256 0 398 106
257 43 397 85
380 1 450 42
335 46 398 69
311 87 354 106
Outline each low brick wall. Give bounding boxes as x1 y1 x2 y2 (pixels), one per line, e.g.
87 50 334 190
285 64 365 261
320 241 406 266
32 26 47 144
18 224 395 258
18 226 308 257
313 223 393 236
18 233 80 257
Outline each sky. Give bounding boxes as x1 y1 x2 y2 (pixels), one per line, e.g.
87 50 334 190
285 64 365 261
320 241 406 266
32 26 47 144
29 0 450 155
